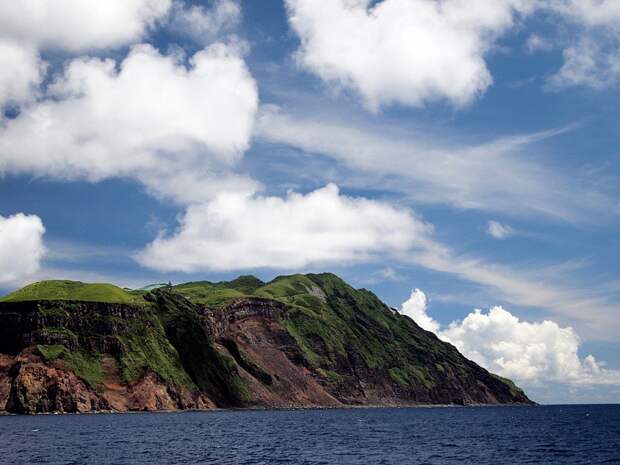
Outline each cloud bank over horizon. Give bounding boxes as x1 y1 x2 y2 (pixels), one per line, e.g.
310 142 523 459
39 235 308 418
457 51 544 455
399 288 620 389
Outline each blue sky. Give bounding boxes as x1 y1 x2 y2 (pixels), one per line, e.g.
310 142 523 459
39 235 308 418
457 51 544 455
1 0 619 403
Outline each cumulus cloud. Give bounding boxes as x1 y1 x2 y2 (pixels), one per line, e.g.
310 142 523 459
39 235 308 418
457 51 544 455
399 291 620 385
440 306 620 385
0 43 259 203
0 0 170 51
170 0 241 45
400 288 440 333
545 0 620 89
547 0 620 27
285 0 620 99
0 40 45 108
285 0 534 110
487 220 513 239
136 183 433 271
0 214 46 284
0 0 172 109
549 38 620 89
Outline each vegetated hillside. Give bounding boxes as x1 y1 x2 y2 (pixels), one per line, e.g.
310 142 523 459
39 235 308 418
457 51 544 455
0 273 532 413
0 280 142 305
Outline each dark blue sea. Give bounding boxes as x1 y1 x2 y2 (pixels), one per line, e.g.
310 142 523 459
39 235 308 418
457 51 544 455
0 405 618 464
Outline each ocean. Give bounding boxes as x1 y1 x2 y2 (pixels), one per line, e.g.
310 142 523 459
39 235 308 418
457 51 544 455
0 405 618 464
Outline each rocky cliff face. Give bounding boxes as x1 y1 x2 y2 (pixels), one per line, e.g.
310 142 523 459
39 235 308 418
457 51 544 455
0 274 532 413
0 299 214 413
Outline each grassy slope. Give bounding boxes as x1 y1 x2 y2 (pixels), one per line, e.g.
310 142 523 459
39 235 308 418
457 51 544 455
0 281 211 395
147 290 249 405
175 273 526 399
0 280 143 304
1 280 247 404
30 302 194 390
262 273 455 386
176 273 439 372
37 344 104 389
173 275 264 307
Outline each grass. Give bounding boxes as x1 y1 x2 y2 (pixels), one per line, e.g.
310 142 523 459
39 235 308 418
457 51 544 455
37 327 79 347
173 282 251 307
114 305 194 386
37 344 66 361
492 373 526 398
148 289 252 405
37 344 104 389
116 330 193 386
8 282 253 407
255 274 320 300
172 272 509 396
1 280 144 304
173 274 324 309
154 272 500 397
317 368 341 382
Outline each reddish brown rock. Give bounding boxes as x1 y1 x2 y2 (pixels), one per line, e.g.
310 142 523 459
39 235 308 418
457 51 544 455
0 354 14 410
4 350 102 414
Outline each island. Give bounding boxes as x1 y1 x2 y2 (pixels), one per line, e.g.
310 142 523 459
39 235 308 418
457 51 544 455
0 273 532 413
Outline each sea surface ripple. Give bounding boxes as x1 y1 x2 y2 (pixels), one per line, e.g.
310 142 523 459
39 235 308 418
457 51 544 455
0 405 618 464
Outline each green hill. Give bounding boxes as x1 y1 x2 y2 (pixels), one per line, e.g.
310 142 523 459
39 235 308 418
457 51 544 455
0 280 143 304
172 273 325 307
173 275 265 307
177 273 522 393
0 273 532 414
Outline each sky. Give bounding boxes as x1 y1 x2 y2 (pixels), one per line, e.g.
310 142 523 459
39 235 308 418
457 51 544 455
0 0 619 404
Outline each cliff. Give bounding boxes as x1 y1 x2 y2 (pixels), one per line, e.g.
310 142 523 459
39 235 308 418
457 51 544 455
0 274 532 413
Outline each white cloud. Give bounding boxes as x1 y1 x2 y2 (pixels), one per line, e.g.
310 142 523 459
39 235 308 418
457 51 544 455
0 0 172 109
524 34 552 54
487 220 513 239
398 290 620 385
549 38 620 89
378 267 401 281
0 214 46 284
257 108 613 221
547 0 620 28
136 183 433 271
439 306 620 385
285 0 534 110
400 288 440 333
545 0 620 89
0 0 171 51
0 43 259 203
0 40 45 108
170 0 241 45
285 0 620 97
